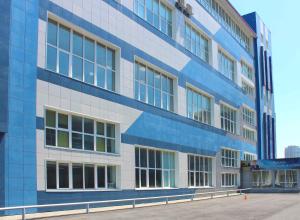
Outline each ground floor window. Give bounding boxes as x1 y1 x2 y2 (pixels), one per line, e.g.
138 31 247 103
252 170 272 187
275 170 297 188
46 161 117 190
188 155 213 187
135 147 175 189
221 173 238 187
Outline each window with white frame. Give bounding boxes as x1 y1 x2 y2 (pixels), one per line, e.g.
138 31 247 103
241 62 254 82
243 152 257 161
220 104 237 134
243 128 256 142
221 173 238 187
188 155 213 187
134 0 172 37
221 148 239 168
134 62 174 111
45 110 117 154
185 23 209 63
218 50 234 81
242 81 255 99
242 107 256 126
252 170 272 188
275 170 297 188
46 161 117 190
135 147 175 188
46 19 116 91
187 88 212 125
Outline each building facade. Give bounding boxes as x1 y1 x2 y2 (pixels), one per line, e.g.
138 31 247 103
285 146 300 158
0 0 274 210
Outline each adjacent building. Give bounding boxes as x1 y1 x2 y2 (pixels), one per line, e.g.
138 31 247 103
0 0 275 211
285 146 300 158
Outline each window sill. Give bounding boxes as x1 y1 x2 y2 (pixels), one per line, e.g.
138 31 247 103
221 186 238 188
45 145 120 157
188 186 215 189
45 189 121 193
135 187 178 191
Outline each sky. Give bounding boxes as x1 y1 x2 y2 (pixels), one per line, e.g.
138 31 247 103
229 0 300 158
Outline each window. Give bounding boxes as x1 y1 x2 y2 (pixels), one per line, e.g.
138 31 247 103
221 173 238 187
134 0 172 37
241 62 254 82
275 170 297 188
135 147 175 188
46 19 116 91
198 0 251 53
188 155 213 187
45 110 117 154
134 62 174 111
187 88 212 125
242 108 256 126
185 23 209 63
242 81 255 99
243 128 256 142
243 153 257 161
218 50 234 81
46 161 117 190
252 170 272 188
221 148 239 168
220 104 237 134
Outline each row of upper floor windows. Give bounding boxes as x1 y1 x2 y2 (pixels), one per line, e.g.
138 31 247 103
133 0 252 54
45 19 256 143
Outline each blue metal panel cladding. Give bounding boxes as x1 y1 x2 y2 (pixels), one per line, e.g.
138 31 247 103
272 117 276 158
269 56 274 93
260 46 265 87
4 0 39 209
264 50 269 91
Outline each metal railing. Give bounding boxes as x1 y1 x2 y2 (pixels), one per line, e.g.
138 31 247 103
0 188 251 220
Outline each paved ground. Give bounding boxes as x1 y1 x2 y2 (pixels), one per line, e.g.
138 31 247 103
42 194 300 220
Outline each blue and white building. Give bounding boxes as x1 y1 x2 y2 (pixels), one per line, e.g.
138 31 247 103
0 0 276 210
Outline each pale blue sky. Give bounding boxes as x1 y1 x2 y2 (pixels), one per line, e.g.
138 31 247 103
229 0 300 158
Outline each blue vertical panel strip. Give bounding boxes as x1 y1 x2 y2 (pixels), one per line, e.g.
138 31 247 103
263 113 267 159
269 56 273 93
0 0 10 133
264 50 269 91
272 117 276 158
0 133 4 208
5 0 38 209
260 47 265 87
267 115 271 159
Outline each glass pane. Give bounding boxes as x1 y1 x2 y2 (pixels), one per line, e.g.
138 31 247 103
156 151 161 168
149 150 155 168
97 44 106 66
84 118 94 134
156 170 162 187
72 56 83 81
106 124 115 138
47 162 57 189
57 131 69 148
72 164 83 189
47 45 57 72
84 61 94 84
96 66 105 88
135 168 140 188
72 133 82 149
84 165 95 189
163 152 170 169
96 137 105 152
107 166 116 189
97 166 106 188
170 170 175 187
72 116 82 132
107 139 115 153
135 148 140 167
163 170 169 187
140 148 147 168
46 128 56 146
155 89 161 107
84 38 95 61
148 86 154 105
58 113 68 129
46 110 56 127
149 169 155 188
84 135 94 151
141 169 147 187
59 51 69 76
96 122 105 135
106 49 115 70
59 163 69 188
47 20 57 45
59 25 70 51
73 32 83 56
107 69 115 91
